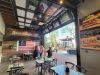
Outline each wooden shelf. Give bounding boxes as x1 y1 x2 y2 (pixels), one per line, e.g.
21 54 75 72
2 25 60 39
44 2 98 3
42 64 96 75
80 24 100 32
83 16 97 23
81 47 100 50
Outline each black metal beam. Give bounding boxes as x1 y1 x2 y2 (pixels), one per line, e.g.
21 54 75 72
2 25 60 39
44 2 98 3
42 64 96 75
24 0 30 27
42 2 52 21
73 8 81 67
11 0 18 22
18 16 32 20
43 19 74 35
41 9 66 31
47 0 75 11
18 21 30 24
6 24 37 31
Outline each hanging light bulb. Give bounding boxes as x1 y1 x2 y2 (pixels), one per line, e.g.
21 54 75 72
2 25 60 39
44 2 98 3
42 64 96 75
59 0 64 5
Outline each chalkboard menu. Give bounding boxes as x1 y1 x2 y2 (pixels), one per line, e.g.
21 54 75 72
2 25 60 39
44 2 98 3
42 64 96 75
80 11 100 50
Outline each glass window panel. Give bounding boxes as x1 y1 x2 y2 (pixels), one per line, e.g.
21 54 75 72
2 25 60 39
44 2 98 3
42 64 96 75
45 4 60 16
29 5 36 11
45 29 49 32
60 13 70 24
53 7 65 17
26 19 32 23
30 0 39 6
19 26 24 28
44 15 50 21
54 22 59 28
49 26 52 29
19 22 24 26
26 11 34 19
40 2 48 13
16 0 26 8
25 24 30 27
17 9 25 17
18 17 24 22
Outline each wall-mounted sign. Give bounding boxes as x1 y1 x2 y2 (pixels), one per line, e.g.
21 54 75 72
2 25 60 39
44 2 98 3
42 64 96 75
80 11 100 50
6 28 40 38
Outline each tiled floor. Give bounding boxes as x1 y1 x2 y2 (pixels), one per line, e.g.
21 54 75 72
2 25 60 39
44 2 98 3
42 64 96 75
0 52 77 75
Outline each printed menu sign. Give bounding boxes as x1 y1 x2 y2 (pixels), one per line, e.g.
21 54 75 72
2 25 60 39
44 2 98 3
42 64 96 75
80 11 100 50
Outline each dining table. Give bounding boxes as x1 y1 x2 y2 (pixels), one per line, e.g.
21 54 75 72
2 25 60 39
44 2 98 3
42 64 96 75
35 57 54 75
50 65 85 75
10 56 21 63
23 52 32 61
7 62 24 75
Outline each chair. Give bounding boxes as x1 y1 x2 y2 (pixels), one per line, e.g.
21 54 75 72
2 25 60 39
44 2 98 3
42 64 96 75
42 59 57 75
75 65 87 74
65 62 75 69
49 59 57 75
50 59 57 67
42 61 51 75
35 61 41 73
9 67 24 75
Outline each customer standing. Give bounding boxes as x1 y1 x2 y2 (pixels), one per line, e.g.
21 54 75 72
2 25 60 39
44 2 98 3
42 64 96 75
33 46 39 59
39 45 44 58
47 47 52 58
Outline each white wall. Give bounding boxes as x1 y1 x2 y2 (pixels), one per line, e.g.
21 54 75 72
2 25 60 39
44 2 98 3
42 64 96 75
80 50 100 75
0 13 5 63
78 0 100 19
0 13 5 35
0 35 3 63
78 0 100 75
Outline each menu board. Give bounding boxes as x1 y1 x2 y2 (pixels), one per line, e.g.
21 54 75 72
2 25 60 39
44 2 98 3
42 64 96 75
80 11 100 50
